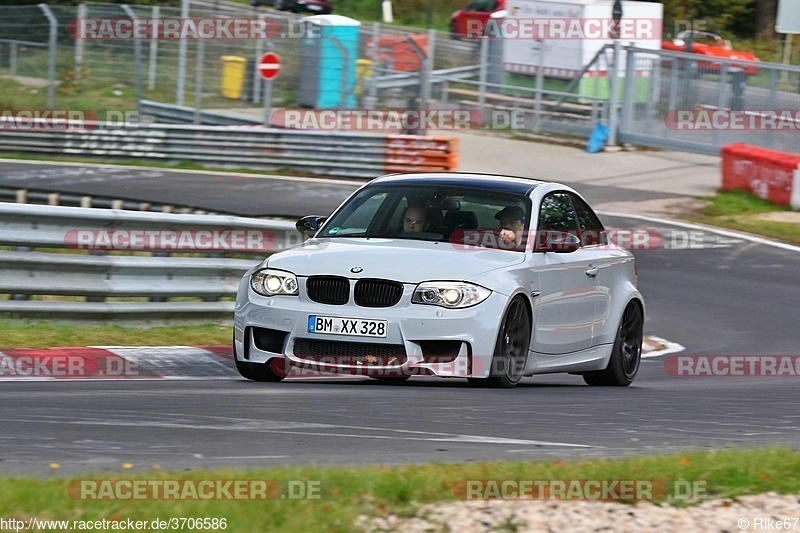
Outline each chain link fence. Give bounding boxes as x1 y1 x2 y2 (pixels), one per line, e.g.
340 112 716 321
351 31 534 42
619 46 800 155
1 2 798 154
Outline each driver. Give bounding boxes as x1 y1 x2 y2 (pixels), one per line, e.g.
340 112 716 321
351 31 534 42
402 205 430 233
496 206 525 246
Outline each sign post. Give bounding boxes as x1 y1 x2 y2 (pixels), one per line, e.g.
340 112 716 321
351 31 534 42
777 0 800 76
258 52 281 127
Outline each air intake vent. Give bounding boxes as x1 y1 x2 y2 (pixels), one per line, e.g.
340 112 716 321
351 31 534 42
294 338 406 365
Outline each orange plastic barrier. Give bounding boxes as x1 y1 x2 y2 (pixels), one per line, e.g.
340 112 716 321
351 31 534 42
372 34 429 72
721 143 800 209
384 135 459 173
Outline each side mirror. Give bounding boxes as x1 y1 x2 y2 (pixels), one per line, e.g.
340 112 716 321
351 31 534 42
296 215 326 237
534 230 581 253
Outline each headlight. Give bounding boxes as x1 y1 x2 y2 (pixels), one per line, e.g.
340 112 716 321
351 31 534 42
412 282 491 309
250 269 299 297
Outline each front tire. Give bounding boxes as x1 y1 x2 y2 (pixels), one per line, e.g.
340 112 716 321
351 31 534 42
583 301 643 386
234 335 288 382
468 297 531 389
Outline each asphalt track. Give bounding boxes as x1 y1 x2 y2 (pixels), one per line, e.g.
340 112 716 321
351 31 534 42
1 162 799 474
0 160 679 217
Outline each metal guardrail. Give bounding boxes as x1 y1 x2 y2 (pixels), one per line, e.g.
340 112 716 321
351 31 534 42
0 120 459 179
0 203 302 320
140 100 261 126
370 65 481 91
0 187 215 214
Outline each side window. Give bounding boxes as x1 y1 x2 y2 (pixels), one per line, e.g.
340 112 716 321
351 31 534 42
570 194 606 246
538 192 579 233
467 0 494 11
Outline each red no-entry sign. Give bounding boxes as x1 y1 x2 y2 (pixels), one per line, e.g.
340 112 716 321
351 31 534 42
258 52 281 81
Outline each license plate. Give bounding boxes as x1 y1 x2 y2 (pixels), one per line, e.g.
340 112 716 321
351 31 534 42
307 315 387 338
307 4 323 10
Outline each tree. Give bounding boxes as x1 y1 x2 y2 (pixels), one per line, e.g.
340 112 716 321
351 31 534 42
662 0 756 38
755 0 778 40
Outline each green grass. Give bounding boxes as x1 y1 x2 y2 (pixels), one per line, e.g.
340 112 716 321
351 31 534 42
685 189 800 246
701 188 786 216
0 448 798 531
0 321 232 348
0 77 136 118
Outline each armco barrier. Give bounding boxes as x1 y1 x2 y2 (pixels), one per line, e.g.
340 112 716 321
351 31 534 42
0 121 459 179
721 144 800 210
0 203 302 320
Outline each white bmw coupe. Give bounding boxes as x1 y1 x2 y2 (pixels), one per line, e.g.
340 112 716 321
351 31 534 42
234 173 644 388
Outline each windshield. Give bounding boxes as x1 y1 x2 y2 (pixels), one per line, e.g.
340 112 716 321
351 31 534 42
317 184 531 251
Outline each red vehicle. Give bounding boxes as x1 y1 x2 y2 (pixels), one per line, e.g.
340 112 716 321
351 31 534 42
661 31 760 76
450 0 506 40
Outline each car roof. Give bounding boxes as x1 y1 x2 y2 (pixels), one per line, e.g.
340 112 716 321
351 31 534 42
371 172 548 196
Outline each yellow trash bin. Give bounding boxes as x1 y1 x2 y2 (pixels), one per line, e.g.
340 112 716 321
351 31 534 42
356 59 372 97
221 56 247 99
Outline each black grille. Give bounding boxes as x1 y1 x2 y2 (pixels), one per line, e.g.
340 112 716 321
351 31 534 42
294 338 406 366
306 276 349 305
354 279 403 307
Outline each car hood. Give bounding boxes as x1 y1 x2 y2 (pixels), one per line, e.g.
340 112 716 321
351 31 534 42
265 238 525 284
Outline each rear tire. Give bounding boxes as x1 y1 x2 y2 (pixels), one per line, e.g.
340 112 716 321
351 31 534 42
583 301 643 386
468 297 530 389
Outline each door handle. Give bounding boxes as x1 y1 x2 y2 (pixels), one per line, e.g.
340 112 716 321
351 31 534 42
585 266 599 277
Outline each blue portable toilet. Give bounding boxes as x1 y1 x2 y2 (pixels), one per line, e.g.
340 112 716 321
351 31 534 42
298 15 361 109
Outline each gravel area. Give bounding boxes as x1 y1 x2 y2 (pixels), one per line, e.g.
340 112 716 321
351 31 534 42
357 493 800 532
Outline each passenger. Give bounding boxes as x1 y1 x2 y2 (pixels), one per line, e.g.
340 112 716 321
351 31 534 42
403 205 430 233
495 206 525 246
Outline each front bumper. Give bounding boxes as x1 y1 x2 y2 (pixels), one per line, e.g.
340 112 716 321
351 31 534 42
233 275 509 378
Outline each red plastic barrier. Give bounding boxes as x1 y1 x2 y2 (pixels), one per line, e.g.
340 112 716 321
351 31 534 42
721 144 800 209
